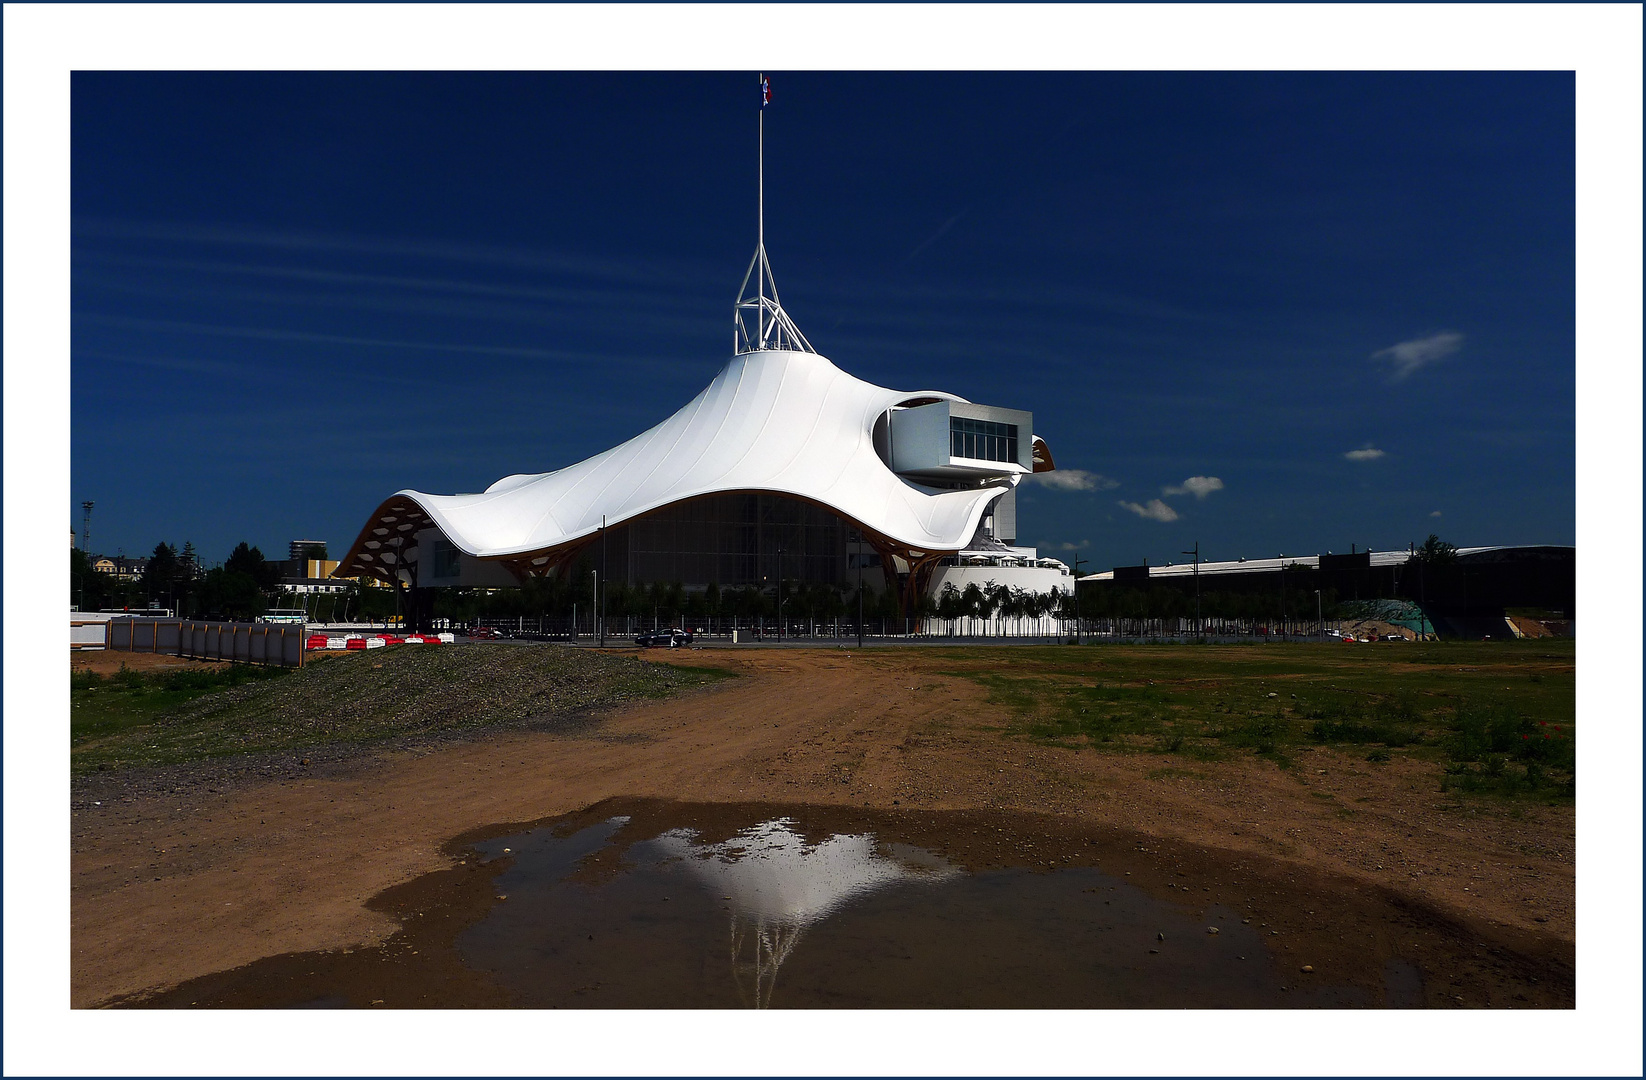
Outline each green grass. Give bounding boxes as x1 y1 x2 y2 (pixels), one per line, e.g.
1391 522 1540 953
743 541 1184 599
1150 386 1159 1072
72 664 293 742
1439 699 1575 798
930 639 1575 801
650 661 741 684
72 648 737 774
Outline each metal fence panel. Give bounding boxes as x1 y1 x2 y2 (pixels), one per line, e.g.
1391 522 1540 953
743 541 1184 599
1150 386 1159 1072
104 617 304 668
156 622 181 653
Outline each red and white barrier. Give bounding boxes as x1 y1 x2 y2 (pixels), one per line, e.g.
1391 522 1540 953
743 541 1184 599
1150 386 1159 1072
308 631 454 651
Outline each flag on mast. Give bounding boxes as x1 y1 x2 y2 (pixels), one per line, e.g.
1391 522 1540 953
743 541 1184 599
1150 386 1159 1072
760 74 771 108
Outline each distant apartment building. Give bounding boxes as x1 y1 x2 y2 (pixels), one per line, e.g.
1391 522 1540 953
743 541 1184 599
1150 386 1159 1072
90 555 147 581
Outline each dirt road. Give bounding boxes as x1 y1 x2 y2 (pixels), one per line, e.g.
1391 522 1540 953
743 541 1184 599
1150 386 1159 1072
71 647 1573 1007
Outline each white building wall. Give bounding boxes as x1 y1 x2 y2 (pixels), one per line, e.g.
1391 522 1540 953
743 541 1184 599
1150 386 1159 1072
888 402 953 474
928 563 1072 597
991 487 1017 542
70 611 119 649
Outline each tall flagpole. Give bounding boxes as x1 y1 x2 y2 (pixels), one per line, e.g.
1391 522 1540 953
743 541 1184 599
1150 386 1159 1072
758 74 766 339
734 74 812 357
758 74 764 258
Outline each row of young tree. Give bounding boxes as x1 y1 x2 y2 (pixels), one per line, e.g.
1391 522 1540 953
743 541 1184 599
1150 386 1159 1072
428 574 910 626
931 580 1071 622
485 535 1464 630
418 571 1076 634
72 533 1468 629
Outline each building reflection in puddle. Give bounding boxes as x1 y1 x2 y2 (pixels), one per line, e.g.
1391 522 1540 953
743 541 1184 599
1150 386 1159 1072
130 802 1451 1009
646 819 960 1007
453 803 1369 1009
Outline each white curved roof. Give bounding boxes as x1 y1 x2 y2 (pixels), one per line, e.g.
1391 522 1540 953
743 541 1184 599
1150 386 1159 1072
357 348 1017 566
652 818 958 928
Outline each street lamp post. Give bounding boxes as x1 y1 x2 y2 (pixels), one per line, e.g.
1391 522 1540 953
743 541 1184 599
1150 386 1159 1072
776 545 785 641
1070 553 1088 644
856 530 864 649
1314 589 1322 638
598 514 607 648
1181 541 1201 639
1278 554 1286 639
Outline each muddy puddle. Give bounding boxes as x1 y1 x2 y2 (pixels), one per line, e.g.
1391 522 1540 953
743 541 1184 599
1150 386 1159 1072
128 799 1573 1009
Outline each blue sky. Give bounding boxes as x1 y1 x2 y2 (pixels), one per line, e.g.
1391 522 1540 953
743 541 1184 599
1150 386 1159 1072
71 71 1574 570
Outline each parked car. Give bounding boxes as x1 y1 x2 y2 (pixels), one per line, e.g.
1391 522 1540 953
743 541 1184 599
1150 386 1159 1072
467 626 502 639
635 628 693 648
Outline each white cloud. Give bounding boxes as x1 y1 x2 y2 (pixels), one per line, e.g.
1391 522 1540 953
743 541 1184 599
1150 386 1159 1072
1021 469 1119 492
1373 331 1464 379
1344 446 1386 462
1162 475 1223 499
1430 510 1443 518
1040 539 1090 552
1118 498 1180 522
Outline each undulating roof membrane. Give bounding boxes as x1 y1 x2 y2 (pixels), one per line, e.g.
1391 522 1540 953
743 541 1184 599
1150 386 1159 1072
337 348 1019 584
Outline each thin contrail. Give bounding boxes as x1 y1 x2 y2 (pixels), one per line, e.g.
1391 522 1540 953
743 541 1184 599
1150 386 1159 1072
906 210 967 261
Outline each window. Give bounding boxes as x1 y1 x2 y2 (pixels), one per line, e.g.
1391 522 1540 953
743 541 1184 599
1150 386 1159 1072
949 416 1019 463
432 539 461 580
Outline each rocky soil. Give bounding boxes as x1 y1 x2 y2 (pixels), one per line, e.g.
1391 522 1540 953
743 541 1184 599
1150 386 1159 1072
72 643 725 777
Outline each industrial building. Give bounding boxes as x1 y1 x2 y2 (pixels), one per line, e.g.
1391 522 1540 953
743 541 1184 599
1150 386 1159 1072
1083 545 1574 638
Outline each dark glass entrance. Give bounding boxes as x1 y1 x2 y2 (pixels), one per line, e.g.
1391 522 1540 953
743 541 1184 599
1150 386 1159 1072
602 493 849 587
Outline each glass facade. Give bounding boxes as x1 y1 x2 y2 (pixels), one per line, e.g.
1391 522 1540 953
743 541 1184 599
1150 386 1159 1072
431 538 462 580
603 493 849 587
950 417 1019 463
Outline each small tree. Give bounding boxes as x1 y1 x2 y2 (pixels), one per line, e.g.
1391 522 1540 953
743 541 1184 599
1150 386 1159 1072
197 567 266 620
1415 533 1458 564
140 542 181 608
960 582 985 632
977 580 1002 624
176 541 202 613
225 542 277 590
71 548 119 610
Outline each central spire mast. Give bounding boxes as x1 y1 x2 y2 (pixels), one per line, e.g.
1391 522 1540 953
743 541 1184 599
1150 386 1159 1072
759 75 764 254
735 73 814 355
